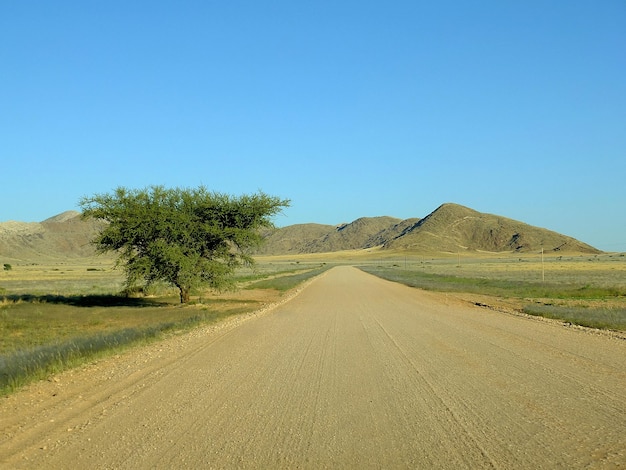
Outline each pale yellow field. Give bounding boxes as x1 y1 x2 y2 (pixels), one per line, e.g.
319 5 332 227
256 250 626 288
2 250 624 303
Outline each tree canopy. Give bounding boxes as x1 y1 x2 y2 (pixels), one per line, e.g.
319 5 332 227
80 186 290 303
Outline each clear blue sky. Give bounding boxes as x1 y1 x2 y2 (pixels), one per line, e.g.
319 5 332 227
2 1 625 251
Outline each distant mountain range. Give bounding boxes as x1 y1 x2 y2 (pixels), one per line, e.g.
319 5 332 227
0 203 600 262
257 203 600 255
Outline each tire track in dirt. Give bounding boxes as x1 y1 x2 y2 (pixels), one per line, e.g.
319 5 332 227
1 266 625 468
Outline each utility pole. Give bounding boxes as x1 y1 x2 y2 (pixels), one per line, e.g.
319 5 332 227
541 247 545 283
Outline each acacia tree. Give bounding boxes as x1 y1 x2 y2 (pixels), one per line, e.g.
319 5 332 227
80 186 289 303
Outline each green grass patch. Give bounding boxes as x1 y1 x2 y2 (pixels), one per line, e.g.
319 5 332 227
358 266 625 300
0 260 331 395
359 266 626 331
0 295 258 395
1 326 166 393
523 304 626 330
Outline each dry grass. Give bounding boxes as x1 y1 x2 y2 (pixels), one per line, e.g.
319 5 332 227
1 252 624 394
0 258 123 296
259 250 626 332
0 259 330 394
258 250 626 288
353 251 626 332
0 297 260 394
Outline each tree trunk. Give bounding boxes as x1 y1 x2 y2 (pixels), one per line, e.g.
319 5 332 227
179 286 190 304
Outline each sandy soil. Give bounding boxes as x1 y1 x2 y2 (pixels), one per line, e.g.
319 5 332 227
1 266 625 469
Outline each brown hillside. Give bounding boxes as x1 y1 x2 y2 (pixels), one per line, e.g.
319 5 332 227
257 217 403 255
307 217 402 253
0 204 601 261
384 203 600 254
364 218 421 248
256 223 335 255
0 212 102 262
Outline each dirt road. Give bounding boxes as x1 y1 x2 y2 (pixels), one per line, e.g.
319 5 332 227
1 266 625 468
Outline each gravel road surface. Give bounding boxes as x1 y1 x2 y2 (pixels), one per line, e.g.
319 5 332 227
1 266 625 468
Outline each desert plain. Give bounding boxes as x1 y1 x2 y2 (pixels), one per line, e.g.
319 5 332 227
0 248 625 468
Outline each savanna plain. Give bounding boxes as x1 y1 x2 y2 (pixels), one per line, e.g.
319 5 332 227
1 250 625 468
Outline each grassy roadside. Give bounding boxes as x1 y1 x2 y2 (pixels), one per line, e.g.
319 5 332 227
244 264 331 291
358 265 626 332
0 297 258 395
0 263 330 396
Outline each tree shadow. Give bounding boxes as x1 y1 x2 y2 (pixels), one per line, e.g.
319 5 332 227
3 294 173 308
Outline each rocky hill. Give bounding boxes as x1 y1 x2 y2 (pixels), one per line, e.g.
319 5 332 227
257 203 600 255
380 204 598 253
0 204 601 262
0 211 104 262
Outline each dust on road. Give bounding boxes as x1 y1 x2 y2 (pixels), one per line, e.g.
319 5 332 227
1 266 625 468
